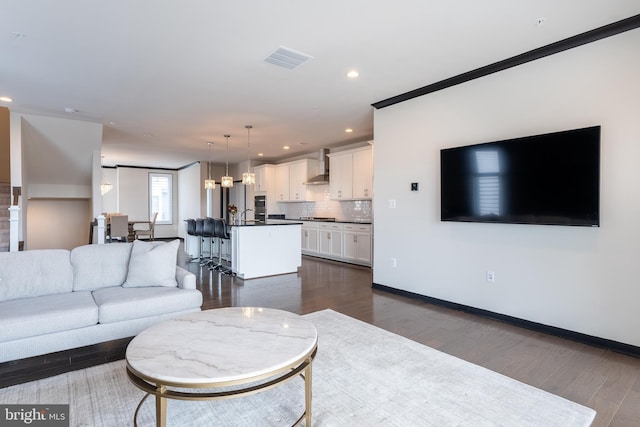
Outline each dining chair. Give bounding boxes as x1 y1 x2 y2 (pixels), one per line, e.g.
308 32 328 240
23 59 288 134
108 215 129 243
133 212 158 241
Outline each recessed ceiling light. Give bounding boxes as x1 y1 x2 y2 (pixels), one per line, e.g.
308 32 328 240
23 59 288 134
345 128 353 133
0 96 13 103
64 107 78 113
258 153 264 157
347 70 359 78
283 146 290 150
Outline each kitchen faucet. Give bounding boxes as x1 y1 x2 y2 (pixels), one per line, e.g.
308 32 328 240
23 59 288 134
241 208 253 221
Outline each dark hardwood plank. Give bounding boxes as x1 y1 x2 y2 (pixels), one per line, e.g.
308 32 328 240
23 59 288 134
609 371 640 427
586 352 640 426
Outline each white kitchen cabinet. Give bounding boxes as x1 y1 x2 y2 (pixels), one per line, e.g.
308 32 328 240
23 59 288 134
254 164 275 194
275 159 318 202
231 223 302 279
352 148 373 199
275 164 290 201
342 223 372 265
301 221 319 255
328 152 352 199
318 223 343 258
299 220 373 267
289 160 316 201
328 146 373 200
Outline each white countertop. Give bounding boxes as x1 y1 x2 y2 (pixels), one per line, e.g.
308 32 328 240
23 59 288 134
126 308 317 386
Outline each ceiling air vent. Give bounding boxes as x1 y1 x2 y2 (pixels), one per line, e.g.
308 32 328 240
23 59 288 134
264 46 313 70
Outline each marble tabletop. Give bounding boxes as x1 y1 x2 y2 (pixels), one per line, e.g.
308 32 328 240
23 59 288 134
126 308 318 386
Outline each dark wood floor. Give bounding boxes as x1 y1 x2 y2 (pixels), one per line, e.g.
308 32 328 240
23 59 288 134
3 251 640 426
187 255 640 427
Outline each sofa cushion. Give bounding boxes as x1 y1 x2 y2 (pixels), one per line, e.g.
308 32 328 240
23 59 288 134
71 243 133 291
92 286 203 324
0 250 73 302
0 291 98 343
123 239 180 288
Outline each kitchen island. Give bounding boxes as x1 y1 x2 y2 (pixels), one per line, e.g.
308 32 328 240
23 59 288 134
230 222 302 279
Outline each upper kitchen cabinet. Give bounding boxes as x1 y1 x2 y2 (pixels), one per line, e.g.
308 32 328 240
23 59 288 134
276 159 318 202
352 148 373 199
328 146 373 200
328 152 353 199
254 164 275 195
289 159 317 201
275 164 290 201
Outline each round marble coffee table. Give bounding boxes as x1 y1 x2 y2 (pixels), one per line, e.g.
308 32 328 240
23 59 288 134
125 307 318 427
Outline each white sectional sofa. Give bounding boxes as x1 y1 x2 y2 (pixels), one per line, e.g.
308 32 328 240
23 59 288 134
0 240 202 363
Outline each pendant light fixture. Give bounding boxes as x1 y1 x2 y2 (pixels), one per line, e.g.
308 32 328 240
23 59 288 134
221 134 234 188
100 156 113 196
204 141 216 190
242 125 255 185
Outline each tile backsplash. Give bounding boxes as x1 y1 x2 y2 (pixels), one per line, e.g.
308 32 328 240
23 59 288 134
279 185 372 222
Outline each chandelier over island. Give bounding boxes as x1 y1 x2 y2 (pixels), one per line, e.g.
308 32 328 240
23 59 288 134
242 125 255 185
221 134 233 188
204 141 216 190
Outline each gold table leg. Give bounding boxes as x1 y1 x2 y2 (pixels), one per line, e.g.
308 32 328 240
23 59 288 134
156 385 167 427
304 360 313 427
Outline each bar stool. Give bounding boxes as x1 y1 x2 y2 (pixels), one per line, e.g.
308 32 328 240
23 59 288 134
210 218 232 274
200 217 217 267
194 218 206 262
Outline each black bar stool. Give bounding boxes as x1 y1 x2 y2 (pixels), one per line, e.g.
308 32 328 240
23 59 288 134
200 218 217 267
210 218 232 274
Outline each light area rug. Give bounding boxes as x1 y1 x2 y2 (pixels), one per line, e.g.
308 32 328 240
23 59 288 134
0 309 595 426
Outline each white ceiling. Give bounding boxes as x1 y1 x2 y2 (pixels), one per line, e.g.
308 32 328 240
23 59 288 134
3 1 639 168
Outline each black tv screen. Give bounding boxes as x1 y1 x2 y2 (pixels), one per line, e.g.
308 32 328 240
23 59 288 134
440 126 600 227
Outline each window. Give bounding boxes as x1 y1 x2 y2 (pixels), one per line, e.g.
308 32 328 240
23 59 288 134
149 173 172 224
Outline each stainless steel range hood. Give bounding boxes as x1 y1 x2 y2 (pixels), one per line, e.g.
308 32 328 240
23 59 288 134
304 148 330 185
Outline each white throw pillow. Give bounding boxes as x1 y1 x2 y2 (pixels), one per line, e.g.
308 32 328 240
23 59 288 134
123 239 180 288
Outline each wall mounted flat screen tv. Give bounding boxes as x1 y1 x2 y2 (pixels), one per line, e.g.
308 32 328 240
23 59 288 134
440 126 600 227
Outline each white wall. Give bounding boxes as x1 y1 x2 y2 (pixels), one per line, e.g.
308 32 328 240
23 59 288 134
26 199 91 250
20 114 102 196
117 167 179 238
100 167 117 213
9 113 22 189
14 113 102 249
373 28 640 346
178 163 202 239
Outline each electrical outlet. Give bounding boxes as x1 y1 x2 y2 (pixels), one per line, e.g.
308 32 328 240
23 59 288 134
391 258 397 268
486 270 495 283
389 199 396 209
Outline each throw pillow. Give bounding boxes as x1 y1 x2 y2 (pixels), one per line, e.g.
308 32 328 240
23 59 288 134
123 239 180 288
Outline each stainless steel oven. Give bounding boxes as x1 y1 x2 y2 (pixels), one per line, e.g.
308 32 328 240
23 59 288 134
254 195 266 223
